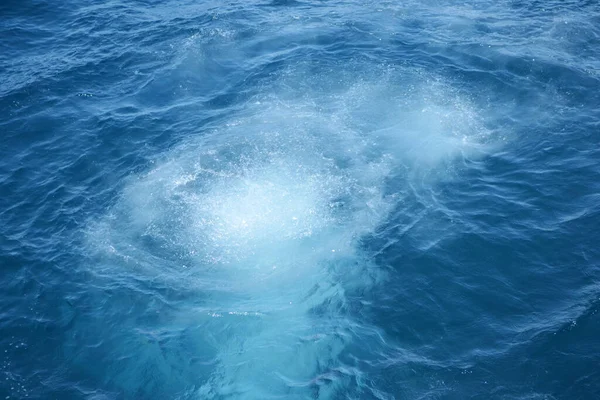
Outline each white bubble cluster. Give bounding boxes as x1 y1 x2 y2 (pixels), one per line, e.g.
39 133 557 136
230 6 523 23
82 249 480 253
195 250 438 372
87 66 494 399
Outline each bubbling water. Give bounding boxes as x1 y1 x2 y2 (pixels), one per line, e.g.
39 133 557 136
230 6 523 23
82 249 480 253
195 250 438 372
86 67 493 399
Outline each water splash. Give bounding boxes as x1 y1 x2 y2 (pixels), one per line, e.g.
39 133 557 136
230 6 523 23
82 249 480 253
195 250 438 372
85 66 493 399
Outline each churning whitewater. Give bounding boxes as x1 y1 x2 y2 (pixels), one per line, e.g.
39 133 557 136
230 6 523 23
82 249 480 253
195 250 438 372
84 66 493 399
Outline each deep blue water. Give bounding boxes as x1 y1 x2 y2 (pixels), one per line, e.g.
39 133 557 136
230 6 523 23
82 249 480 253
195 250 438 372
2 0 600 399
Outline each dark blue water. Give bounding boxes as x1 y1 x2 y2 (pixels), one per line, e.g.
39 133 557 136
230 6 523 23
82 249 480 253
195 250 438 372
2 1 600 399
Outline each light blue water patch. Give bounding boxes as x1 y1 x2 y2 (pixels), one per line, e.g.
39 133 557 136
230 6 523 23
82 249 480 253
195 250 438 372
80 65 495 399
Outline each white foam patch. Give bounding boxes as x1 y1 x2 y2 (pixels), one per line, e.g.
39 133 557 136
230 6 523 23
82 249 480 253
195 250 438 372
189 157 345 262
86 67 495 399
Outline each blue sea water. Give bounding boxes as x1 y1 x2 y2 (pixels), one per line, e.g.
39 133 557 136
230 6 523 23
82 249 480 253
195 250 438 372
2 0 600 398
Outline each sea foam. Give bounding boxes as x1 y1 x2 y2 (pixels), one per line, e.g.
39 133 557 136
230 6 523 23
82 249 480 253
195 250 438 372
87 66 492 399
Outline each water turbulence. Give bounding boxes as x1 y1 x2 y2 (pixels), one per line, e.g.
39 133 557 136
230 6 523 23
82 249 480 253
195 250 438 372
87 68 492 399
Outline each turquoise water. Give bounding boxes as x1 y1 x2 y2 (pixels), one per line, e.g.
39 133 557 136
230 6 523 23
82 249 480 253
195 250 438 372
1 1 600 399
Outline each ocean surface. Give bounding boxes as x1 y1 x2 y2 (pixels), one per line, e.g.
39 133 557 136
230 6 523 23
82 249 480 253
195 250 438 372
1 0 600 399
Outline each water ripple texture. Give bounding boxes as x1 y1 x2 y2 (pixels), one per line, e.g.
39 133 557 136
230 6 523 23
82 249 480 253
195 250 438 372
1 0 599 399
